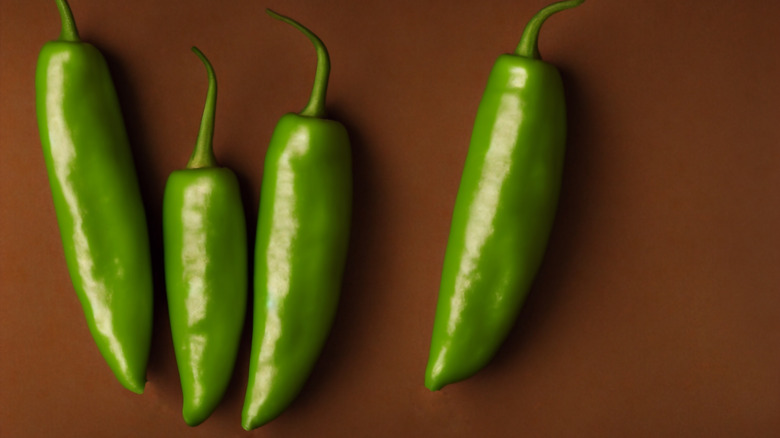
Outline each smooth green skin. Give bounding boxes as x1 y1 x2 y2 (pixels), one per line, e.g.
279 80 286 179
163 48 247 427
243 10 351 431
426 0 583 391
244 113 351 430
34 0 152 394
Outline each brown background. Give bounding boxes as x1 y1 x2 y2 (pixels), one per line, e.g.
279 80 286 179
2 0 780 436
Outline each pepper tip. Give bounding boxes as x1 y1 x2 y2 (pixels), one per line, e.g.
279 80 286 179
424 371 446 391
123 378 146 394
241 417 257 431
182 406 209 427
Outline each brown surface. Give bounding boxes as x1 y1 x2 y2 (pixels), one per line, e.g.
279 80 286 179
2 0 780 436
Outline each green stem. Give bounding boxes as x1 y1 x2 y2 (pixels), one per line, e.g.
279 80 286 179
55 0 80 42
267 9 330 119
187 47 218 169
514 0 584 59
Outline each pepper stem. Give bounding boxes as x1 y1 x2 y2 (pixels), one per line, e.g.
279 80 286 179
187 47 218 169
55 0 80 42
514 0 584 59
267 9 330 119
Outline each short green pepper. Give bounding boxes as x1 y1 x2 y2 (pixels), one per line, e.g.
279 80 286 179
426 0 584 391
163 47 247 426
35 0 153 394
242 10 352 430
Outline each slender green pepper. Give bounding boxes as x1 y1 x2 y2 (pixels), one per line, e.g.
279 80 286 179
425 0 584 391
162 47 248 426
35 0 153 394
242 10 352 430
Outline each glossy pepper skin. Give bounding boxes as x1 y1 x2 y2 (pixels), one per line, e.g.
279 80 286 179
425 0 584 391
242 10 352 431
35 0 153 394
163 47 248 427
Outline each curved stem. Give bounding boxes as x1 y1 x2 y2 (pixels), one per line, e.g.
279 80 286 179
187 46 218 169
267 9 330 118
514 0 584 59
55 0 80 42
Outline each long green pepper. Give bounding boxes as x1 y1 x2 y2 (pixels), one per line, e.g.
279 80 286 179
163 47 248 426
35 0 153 394
426 0 584 391
243 10 352 430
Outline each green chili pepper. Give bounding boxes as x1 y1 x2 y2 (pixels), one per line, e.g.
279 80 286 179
242 10 352 430
35 0 153 394
162 47 248 426
425 0 584 391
